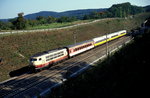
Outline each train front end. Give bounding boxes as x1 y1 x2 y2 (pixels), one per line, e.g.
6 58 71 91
29 56 46 71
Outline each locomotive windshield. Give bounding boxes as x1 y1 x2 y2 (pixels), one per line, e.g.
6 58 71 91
30 58 37 61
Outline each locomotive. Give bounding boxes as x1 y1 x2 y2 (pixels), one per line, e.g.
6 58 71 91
30 30 127 71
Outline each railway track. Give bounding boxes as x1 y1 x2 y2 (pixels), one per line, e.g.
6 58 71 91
0 36 132 98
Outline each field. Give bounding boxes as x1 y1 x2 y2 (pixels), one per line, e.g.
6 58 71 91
0 12 150 82
26 20 93 30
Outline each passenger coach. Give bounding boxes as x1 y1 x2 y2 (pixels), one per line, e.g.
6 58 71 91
66 40 94 57
93 30 127 47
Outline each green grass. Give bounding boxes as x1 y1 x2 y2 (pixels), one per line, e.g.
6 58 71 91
27 22 73 30
0 20 92 32
0 12 150 82
26 20 93 30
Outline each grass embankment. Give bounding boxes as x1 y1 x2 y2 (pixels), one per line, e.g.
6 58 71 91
0 12 150 82
49 28 150 98
26 20 94 30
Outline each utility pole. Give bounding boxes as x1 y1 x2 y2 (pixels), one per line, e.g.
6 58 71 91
73 32 77 44
106 31 108 56
106 21 110 56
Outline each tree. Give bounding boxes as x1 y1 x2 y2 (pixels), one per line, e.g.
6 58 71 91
0 21 12 30
12 13 27 30
27 19 38 27
57 16 74 23
90 12 100 19
47 16 56 24
36 16 47 24
83 15 91 20
69 16 77 22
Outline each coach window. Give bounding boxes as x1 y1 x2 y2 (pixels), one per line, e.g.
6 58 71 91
39 58 42 61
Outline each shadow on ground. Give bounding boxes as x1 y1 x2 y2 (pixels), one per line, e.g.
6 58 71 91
9 66 32 77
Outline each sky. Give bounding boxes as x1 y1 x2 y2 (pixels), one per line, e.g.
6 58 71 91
0 0 150 19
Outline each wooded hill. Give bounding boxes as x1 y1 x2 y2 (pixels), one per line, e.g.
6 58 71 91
0 2 150 30
83 2 150 19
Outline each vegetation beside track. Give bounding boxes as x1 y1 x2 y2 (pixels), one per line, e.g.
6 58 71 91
0 13 149 82
49 28 150 98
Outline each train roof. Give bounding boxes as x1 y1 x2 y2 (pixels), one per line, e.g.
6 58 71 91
93 30 126 42
93 35 106 42
108 30 126 36
31 48 66 57
66 40 93 48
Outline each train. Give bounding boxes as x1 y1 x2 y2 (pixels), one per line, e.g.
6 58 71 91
30 30 127 71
